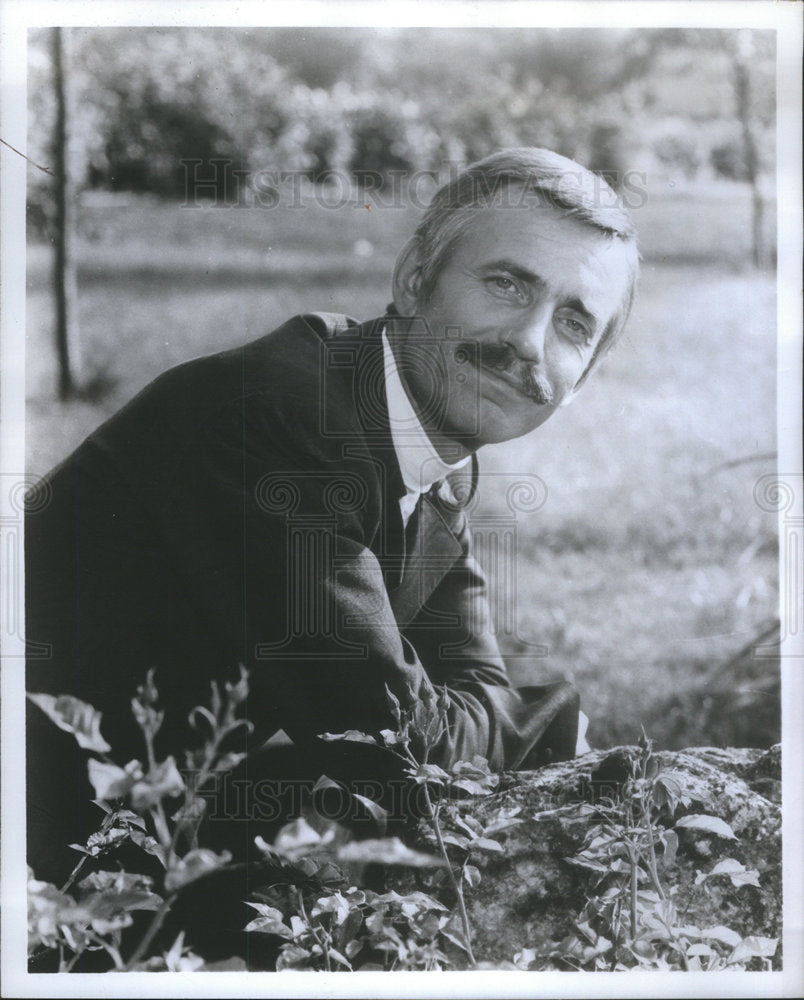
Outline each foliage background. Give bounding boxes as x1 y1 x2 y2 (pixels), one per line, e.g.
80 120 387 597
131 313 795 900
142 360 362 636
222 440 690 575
26 25 779 752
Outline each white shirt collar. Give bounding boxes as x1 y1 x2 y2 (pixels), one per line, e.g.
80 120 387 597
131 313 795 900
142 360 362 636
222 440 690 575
381 329 469 523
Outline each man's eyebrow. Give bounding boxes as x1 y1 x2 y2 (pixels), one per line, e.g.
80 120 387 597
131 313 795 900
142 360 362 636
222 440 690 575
482 259 599 329
481 258 546 289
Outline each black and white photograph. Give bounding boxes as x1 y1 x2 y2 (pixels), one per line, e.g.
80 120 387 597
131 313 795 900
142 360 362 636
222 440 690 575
1 1 801 996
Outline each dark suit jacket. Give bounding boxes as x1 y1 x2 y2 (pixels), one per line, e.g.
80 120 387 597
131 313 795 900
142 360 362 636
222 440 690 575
26 312 579 881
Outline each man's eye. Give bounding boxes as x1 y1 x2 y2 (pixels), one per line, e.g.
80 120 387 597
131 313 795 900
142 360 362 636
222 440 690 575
558 315 591 341
488 276 524 298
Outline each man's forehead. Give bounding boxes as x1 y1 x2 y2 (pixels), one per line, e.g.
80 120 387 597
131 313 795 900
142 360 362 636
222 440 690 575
459 199 614 253
454 202 634 301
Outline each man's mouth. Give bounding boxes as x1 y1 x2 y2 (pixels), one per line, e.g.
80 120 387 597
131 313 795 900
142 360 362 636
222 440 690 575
460 343 554 405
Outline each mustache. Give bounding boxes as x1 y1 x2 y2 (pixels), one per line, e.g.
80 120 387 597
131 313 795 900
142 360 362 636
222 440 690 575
463 343 554 405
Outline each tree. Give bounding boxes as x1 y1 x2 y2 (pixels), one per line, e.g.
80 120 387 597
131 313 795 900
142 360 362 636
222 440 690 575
730 30 771 269
50 26 82 399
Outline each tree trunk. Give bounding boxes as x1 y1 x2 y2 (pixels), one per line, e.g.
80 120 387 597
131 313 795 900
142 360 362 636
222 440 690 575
51 26 82 399
732 30 767 270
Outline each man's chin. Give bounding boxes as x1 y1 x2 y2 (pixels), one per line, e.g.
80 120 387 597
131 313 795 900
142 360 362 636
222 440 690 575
471 404 557 446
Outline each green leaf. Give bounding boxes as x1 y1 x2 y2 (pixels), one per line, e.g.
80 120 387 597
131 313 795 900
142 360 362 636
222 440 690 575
436 685 450 717
114 808 147 830
384 684 402 724
76 871 163 934
701 925 742 948
463 864 482 888
272 817 332 860
88 912 133 935
407 763 450 785
351 793 389 835
659 829 678 868
164 847 232 892
202 956 249 971
728 935 778 964
727 868 762 888
224 664 249 708
452 777 494 796
276 944 313 971
311 891 351 926
215 751 247 772
686 942 716 958
374 889 448 911
328 946 352 969
441 832 470 849
696 857 761 888
575 919 598 944
675 813 737 840
130 756 185 810
87 758 142 801
513 947 538 970
470 836 504 853
379 728 407 747
449 756 498 795
482 806 523 837
83 826 131 856
439 913 472 954
129 829 167 867
345 938 363 960
244 902 293 938
27 872 89 950
565 853 611 874
337 837 445 867
318 730 378 745
27 692 112 753
78 869 161 901
652 770 693 812
453 813 483 837
161 930 205 972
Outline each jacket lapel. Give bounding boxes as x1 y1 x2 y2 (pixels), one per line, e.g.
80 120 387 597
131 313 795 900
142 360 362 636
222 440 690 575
324 314 464 611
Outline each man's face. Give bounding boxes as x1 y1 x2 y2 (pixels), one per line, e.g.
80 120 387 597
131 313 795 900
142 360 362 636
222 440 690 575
393 200 635 452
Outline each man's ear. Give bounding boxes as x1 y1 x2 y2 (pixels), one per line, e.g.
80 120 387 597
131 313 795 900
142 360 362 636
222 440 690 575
392 237 423 314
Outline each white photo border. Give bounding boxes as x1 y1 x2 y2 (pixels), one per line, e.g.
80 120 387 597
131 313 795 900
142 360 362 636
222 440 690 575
2 2 801 998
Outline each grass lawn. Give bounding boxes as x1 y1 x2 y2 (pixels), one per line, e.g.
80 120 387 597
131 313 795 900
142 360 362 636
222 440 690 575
25 181 779 750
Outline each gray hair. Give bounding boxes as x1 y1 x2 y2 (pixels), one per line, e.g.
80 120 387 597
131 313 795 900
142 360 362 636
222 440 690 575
412 147 640 383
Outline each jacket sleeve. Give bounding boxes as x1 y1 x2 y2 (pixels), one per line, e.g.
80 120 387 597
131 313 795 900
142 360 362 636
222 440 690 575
401 508 580 769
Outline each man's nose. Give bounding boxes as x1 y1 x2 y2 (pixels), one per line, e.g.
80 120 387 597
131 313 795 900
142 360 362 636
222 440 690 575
505 302 551 364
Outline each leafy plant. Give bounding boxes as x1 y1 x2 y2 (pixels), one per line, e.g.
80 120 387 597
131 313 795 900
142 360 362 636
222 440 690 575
27 668 252 971
515 731 778 972
316 683 505 966
27 672 509 972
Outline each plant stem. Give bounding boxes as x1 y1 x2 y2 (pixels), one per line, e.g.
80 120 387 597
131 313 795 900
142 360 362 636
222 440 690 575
64 947 85 972
629 849 638 941
299 894 332 972
644 823 666 901
422 785 476 968
150 800 174 864
637 758 666 902
121 894 176 970
60 853 90 895
87 931 125 971
59 805 121 894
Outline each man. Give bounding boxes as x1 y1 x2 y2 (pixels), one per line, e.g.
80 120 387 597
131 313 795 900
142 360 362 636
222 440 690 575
26 147 639 885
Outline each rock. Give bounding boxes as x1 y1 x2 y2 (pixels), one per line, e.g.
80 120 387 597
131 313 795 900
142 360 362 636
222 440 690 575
389 744 782 970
